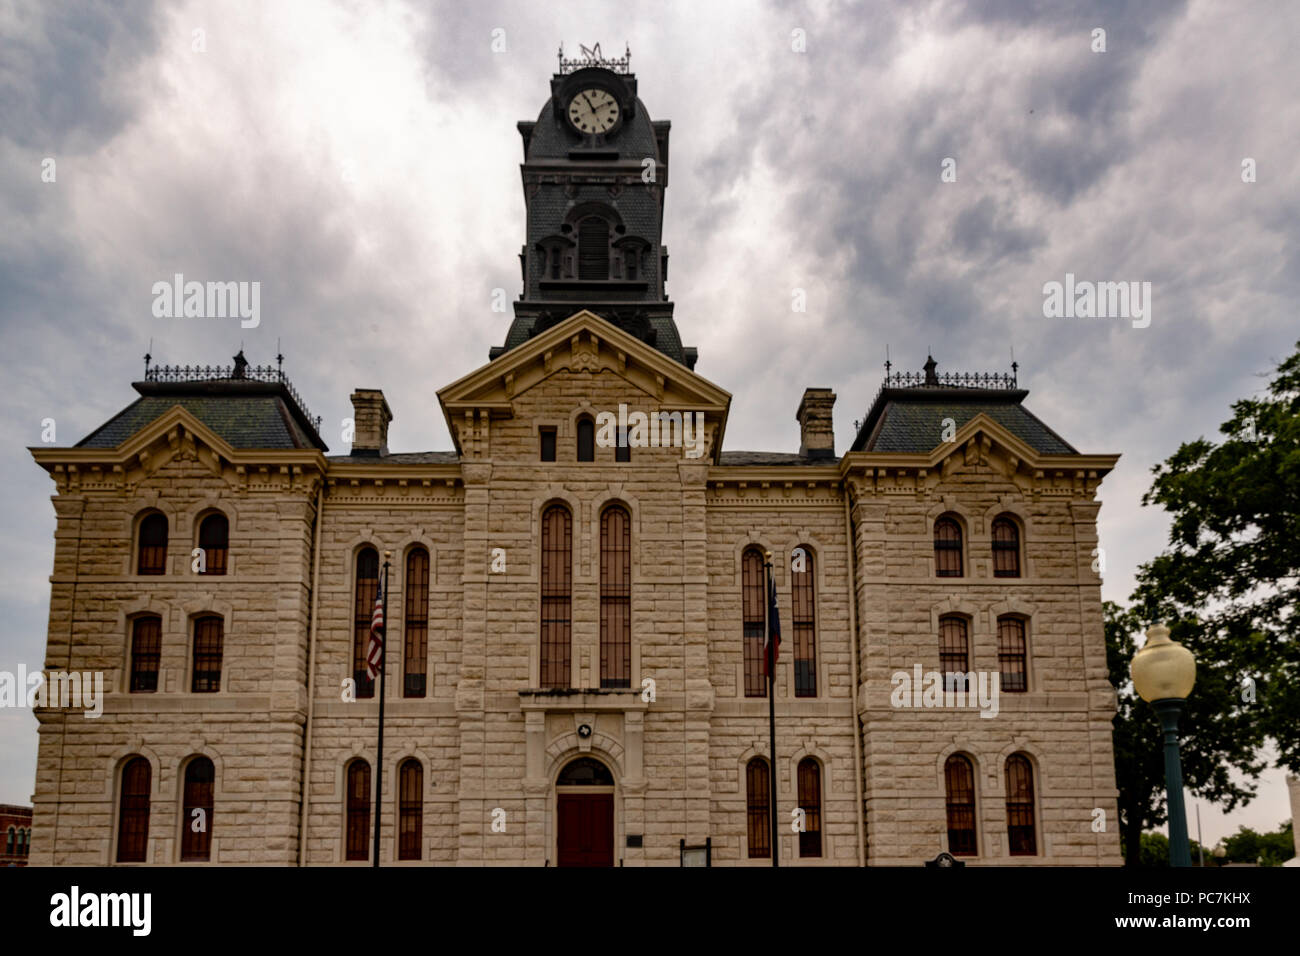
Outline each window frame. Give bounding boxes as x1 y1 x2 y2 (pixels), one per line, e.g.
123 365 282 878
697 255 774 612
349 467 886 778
599 504 632 689
791 546 817 698
745 757 771 859
741 548 766 698
129 614 162 694
944 754 978 856
116 756 151 863
353 548 379 699
992 515 1021 578
1005 754 1038 856
403 547 429 698
796 757 823 858
539 426 557 462
180 755 215 862
190 615 224 694
576 416 595 462
934 515 963 577
137 511 168 575
540 505 573 689
938 615 970 692
997 615 1029 693
345 759 371 862
196 512 229 576
398 758 423 861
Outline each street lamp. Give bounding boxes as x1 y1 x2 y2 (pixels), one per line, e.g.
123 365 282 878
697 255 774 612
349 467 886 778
1131 624 1197 867
1212 843 1226 867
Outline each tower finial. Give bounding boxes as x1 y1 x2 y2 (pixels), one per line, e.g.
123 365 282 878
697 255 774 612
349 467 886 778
884 343 891 376
923 353 939 386
144 338 153 377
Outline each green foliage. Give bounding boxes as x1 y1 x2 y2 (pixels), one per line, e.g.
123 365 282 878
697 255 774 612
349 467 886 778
1222 820 1295 866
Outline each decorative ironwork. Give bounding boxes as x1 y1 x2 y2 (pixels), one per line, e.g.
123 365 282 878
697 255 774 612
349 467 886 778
143 360 322 432
883 368 1018 390
558 41 631 75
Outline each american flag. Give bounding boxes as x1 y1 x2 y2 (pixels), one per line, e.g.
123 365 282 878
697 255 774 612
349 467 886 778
765 565 781 677
365 579 384 680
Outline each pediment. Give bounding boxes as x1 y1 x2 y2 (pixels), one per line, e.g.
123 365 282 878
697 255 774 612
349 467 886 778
438 310 731 417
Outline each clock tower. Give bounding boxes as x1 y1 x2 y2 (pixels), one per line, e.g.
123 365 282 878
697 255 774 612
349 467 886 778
490 45 697 370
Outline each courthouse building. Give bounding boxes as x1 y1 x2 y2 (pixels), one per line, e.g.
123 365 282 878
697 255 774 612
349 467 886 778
28 52 1123 866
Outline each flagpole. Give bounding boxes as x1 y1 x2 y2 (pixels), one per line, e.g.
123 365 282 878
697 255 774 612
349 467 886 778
765 550 778 868
373 551 391 868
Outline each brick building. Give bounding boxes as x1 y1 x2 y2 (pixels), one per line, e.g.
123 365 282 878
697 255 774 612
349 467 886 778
27 53 1123 866
2 805 32 866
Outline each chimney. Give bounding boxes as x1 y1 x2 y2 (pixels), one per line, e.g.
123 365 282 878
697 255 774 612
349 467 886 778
796 388 836 458
350 389 393 457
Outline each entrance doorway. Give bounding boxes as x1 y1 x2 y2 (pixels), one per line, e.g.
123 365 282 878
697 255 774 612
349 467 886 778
555 757 615 867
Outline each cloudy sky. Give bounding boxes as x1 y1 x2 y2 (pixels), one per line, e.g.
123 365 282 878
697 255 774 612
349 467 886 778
1 0 1296 845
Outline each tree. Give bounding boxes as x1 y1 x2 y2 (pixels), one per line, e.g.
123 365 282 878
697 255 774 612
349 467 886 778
1223 820 1295 866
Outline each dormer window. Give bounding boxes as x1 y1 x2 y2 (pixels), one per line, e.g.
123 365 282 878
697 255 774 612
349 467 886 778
577 217 609 279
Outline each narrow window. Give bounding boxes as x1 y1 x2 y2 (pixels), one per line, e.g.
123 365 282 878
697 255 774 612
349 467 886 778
345 760 371 862
742 548 766 697
191 616 223 693
934 516 963 577
578 216 608 279
577 417 595 462
353 549 379 699
998 616 1028 692
1005 754 1037 855
797 758 823 858
116 757 151 862
792 547 817 697
398 759 423 861
5 827 12 855
745 758 771 859
615 426 630 462
944 754 978 856
180 757 215 861
540 505 572 689
539 427 557 462
129 615 161 693
137 512 167 575
626 252 637 280
600 505 631 688
548 246 560 280
992 516 1020 577
404 548 429 698
198 513 228 575
939 615 969 692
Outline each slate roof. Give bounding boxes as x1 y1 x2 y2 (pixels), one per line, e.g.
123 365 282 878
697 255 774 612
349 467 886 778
326 451 459 464
850 386 1077 455
718 451 840 466
77 381 327 451
499 311 687 366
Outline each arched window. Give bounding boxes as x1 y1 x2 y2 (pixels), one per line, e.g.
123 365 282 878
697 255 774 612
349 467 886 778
23 829 30 855
404 548 429 698
944 754 977 856
577 216 609 279
745 758 771 859
137 512 168 575
792 546 817 697
191 616 223 693
398 758 423 861
540 505 572 689
180 757 215 861
5 826 12 855
353 549 379 699
197 513 228 575
129 615 161 693
797 758 822 858
600 505 632 688
13 828 22 856
576 416 595 462
939 616 969 692
992 516 1020 577
998 616 1028 692
1005 754 1037 856
557 757 614 786
116 757 151 862
934 516 963 577
345 759 371 862
742 548 766 697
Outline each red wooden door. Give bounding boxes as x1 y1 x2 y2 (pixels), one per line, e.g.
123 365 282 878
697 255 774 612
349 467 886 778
557 793 614 867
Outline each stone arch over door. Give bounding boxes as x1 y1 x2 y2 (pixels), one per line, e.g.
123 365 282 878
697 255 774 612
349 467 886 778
549 753 619 868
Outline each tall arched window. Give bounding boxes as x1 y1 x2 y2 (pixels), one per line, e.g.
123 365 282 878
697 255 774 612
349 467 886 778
939 615 969 692
600 505 632 688
745 758 771 859
191 616 223 693
353 549 379 699
5 827 12 855
576 416 595 462
15 829 24 857
540 505 573 689
792 546 817 697
578 216 609 279
404 548 429 698
198 513 228 575
797 758 823 858
116 757 151 863
998 616 1028 692
992 516 1020 577
137 512 168 575
180 756 215 861
742 548 766 697
944 754 977 856
1005 754 1037 856
934 516 962 577
345 759 371 862
398 759 423 861
129 615 161 693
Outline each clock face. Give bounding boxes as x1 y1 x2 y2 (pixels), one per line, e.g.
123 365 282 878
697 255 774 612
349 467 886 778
567 88 620 134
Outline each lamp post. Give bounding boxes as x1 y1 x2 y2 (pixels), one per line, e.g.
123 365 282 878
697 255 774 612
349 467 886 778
1212 843 1226 867
1131 624 1197 867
